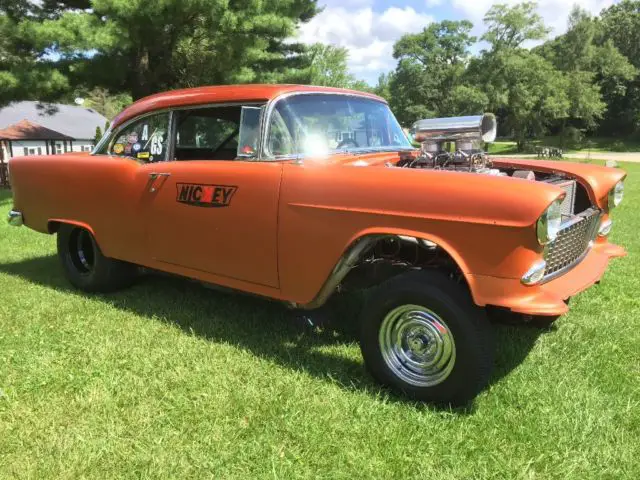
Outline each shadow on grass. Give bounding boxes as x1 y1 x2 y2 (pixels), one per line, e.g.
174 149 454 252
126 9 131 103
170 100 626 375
0 254 548 412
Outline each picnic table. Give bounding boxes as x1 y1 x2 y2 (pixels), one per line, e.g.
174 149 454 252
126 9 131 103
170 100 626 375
535 146 563 159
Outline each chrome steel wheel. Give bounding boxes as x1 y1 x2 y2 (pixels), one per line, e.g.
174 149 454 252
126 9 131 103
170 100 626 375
378 304 456 387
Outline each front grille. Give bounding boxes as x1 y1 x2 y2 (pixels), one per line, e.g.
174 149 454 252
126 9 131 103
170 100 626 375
543 208 600 280
546 178 577 215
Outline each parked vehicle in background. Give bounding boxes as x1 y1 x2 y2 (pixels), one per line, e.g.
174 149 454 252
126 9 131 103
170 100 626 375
7 85 626 405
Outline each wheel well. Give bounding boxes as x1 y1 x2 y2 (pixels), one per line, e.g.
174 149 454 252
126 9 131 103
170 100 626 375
47 220 95 237
339 235 467 293
47 220 61 234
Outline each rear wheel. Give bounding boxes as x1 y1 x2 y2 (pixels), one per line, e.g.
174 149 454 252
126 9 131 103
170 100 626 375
57 224 136 292
359 270 494 405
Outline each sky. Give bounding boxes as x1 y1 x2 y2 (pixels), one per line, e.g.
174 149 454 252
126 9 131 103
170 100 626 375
297 0 619 84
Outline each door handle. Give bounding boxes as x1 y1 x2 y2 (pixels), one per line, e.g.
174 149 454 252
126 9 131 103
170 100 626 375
148 172 171 193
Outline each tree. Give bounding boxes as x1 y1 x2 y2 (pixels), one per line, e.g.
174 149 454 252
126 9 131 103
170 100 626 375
537 6 636 134
0 1 70 107
482 2 550 50
82 88 132 120
93 126 103 145
469 49 569 149
2 0 320 102
373 73 392 101
388 20 480 125
470 3 570 148
598 0 640 135
304 44 357 88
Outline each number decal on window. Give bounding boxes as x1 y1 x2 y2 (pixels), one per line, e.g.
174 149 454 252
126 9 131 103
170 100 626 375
150 134 164 155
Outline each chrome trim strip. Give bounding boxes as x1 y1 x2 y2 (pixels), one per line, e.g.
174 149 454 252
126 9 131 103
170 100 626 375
7 209 23 227
166 110 177 162
297 234 386 310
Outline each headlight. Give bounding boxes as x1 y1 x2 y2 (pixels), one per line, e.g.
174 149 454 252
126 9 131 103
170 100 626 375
608 181 624 209
537 199 563 245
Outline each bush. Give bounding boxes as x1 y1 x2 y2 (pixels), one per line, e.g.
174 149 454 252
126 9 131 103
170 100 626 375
611 140 627 152
560 127 584 150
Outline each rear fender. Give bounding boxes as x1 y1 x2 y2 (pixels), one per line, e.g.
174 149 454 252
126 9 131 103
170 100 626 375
48 219 97 238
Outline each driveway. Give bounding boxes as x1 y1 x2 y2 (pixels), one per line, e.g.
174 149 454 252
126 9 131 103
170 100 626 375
564 152 640 163
494 151 640 163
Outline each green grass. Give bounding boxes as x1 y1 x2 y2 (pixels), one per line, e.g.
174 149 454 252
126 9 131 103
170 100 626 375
1 165 639 479
488 141 520 155
489 136 640 155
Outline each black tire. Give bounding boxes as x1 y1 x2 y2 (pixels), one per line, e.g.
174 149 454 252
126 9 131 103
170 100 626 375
359 270 494 406
57 224 137 293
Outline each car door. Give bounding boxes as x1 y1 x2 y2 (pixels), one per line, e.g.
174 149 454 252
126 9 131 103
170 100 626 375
136 104 282 288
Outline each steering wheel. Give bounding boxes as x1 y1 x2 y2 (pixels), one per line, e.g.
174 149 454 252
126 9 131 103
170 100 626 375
336 138 359 149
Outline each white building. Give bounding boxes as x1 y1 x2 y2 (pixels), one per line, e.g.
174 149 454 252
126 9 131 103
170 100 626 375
0 101 108 162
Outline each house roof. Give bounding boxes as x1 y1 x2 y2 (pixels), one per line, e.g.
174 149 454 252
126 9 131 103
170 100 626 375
113 84 386 129
0 119 74 140
0 101 108 140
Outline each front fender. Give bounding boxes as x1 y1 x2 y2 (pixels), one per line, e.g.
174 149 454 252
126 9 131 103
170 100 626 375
278 163 552 305
493 158 626 209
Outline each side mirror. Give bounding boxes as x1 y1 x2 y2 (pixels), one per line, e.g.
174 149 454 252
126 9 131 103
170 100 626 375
237 106 263 159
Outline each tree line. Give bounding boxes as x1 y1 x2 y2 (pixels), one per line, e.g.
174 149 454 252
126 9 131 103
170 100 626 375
374 1 639 148
1 1 639 147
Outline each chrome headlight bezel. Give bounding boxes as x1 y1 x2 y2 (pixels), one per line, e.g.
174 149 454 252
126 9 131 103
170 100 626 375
537 199 563 245
608 181 624 209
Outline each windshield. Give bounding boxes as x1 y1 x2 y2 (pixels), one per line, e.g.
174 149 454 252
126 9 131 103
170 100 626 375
267 94 412 157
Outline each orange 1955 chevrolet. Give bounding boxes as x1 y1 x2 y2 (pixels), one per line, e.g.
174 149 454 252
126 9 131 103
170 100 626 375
7 85 626 405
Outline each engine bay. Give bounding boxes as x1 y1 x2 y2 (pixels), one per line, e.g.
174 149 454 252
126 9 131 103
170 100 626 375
394 113 591 216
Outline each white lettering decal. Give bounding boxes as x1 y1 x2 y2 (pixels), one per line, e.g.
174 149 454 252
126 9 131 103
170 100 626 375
150 134 164 155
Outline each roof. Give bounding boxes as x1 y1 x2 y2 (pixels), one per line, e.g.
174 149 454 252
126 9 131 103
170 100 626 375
0 119 73 141
0 101 108 140
113 84 386 129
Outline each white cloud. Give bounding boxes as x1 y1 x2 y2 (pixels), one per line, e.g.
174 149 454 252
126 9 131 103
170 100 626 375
298 0 618 84
298 6 434 82
451 0 616 37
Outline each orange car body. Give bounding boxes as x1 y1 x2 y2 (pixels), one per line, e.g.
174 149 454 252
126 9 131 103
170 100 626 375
8 85 626 316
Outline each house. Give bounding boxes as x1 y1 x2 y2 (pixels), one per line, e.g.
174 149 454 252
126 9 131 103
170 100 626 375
0 101 108 161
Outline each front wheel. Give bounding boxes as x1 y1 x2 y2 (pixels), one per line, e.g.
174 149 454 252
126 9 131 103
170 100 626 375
57 224 137 293
359 270 494 405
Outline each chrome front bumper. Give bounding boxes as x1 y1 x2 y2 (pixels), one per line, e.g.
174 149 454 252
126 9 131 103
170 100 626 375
7 209 23 227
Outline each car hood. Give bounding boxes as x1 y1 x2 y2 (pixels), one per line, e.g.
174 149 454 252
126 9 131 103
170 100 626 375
303 152 626 211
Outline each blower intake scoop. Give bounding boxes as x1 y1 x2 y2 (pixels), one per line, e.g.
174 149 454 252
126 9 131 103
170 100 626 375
406 114 499 173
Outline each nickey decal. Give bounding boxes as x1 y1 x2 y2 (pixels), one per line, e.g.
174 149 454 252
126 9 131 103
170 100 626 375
176 183 238 208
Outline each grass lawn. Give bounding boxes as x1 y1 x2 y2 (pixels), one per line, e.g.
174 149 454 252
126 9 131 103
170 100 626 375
489 136 640 155
1 164 639 479
488 141 520 155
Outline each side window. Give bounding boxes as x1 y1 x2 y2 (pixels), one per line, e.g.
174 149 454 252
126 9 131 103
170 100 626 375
268 109 294 157
109 113 169 162
174 106 241 161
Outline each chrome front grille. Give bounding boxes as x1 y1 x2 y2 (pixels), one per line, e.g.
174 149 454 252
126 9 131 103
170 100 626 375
546 178 577 215
543 208 600 281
